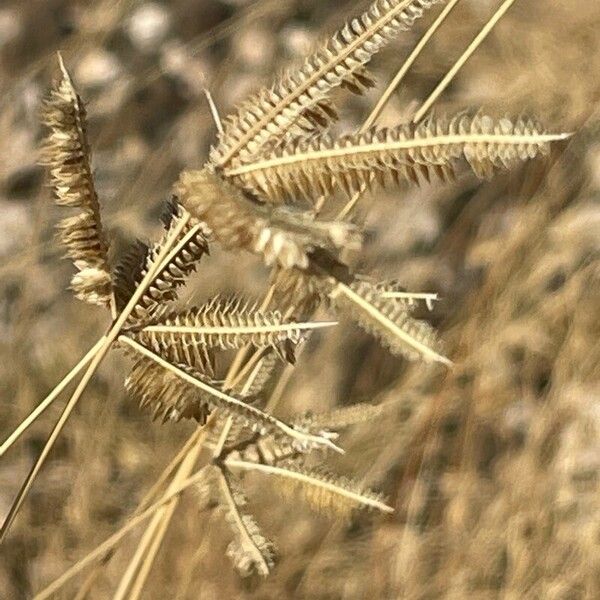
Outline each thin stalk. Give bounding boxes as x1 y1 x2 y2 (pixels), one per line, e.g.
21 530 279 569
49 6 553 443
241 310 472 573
33 466 209 600
364 0 462 130
212 416 234 458
412 0 518 123
0 336 106 458
0 214 192 543
112 432 205 600
213 354 271 459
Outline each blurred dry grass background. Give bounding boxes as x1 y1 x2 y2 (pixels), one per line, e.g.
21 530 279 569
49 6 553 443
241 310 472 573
0 0 599 598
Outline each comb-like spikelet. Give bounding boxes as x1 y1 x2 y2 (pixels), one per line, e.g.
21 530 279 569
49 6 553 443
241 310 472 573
225 114 569 204
236 352 281 399
211 0 442 167
122 339 341 452
175 169 360 269
40 55 112 306
297 401 397 431
328 278 451 365
126 201 210 324
217 469 277 577
225 458 393 518
125 356 212 424
128 296 335 362
113 240 150 312
234 401 409 467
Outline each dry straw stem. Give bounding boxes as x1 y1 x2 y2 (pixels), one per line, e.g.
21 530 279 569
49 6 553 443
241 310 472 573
25 0 573 590
413 0 517 123
72 429 207 599
364 0 463 130
0 211 192 543
33 465 212 600
118 439 209 600
0 336 105 457
111 434 207 600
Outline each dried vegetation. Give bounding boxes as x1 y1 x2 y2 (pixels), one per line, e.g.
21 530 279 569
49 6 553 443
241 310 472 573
0 0 598 598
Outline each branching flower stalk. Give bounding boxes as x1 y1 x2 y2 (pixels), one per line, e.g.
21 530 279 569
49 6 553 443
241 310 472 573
3 0 573 595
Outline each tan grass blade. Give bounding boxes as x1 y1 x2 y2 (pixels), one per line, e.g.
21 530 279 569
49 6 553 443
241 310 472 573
225 458 393 517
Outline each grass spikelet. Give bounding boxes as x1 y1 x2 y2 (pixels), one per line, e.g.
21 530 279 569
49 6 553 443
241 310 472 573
328 278 451 365
226 114 569 204
40 54 112 307
128 295 336 359
225 458 393 518
211 0 443 166
217 469 278 577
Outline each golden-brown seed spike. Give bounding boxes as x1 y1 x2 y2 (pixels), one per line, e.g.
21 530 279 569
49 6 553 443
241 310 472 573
211 0 443 168
124 356 212 424
217 468 277 577
328 278 452 366
41 53 113 308
129 299 337 359
175 168 362 269
224 115 569 205
120 336 343 454
120 201 210 324
225 458 393 518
